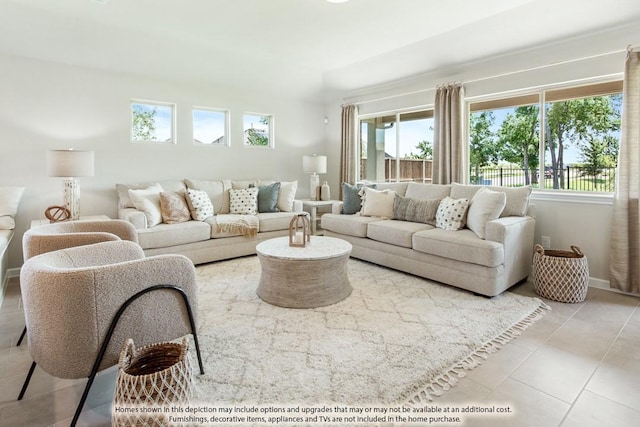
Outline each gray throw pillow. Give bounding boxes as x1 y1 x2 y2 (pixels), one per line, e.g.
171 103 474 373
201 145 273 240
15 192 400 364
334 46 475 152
392 195 440 225
342 182 377 215
257 182 281 213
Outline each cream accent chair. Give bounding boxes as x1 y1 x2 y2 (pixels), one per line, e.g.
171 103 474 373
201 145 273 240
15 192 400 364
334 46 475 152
17 219 139 346
18 239 203 427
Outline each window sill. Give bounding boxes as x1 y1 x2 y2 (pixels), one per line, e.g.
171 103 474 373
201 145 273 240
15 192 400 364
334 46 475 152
530 190 614 205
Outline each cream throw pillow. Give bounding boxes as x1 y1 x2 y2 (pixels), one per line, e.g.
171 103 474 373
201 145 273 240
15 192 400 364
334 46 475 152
277 181 298 212
128 184 164 227
0 186 25 230
361 187 396 218
186 189 215 221
435 197 470 231
467 188 507 239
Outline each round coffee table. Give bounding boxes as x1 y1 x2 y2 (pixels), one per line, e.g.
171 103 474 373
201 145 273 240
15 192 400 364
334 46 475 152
256 236 352 308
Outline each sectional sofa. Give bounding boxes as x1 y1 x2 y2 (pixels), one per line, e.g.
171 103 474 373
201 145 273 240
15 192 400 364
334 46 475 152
321 182 535 297
116 178 302 264
0 186 24 304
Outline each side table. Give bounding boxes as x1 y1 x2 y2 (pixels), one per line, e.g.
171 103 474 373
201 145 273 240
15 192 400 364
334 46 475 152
301 199 339 234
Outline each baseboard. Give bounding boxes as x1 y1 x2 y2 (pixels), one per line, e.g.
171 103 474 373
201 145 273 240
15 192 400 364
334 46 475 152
589 276 640 298
8 267 20 278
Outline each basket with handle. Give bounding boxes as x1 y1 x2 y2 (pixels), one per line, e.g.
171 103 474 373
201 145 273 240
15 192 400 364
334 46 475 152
112 337 193 427
532 244 589 303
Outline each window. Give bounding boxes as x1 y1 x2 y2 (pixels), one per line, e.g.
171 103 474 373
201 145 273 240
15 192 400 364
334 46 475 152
468 81 622 192
193 107 229 146
130 100 175 143
359 109 433 183
243 113 273 148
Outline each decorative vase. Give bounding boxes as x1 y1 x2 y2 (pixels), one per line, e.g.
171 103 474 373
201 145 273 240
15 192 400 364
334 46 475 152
320 181 331 201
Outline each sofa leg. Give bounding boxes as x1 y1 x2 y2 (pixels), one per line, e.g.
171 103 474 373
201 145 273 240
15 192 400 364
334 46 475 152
16 326 26 346
17 361 36 400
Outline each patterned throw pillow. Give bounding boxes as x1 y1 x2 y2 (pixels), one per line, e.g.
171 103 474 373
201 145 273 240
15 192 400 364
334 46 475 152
435 196 470 231
159 191 191 224
229 188 258 215
186 189 215 221
392 195 440 225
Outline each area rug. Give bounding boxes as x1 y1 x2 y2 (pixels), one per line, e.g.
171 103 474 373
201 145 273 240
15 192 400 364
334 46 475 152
191 256 548 407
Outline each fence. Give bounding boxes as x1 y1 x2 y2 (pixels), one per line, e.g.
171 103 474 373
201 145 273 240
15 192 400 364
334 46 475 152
360 158 433 183
470 166 616 192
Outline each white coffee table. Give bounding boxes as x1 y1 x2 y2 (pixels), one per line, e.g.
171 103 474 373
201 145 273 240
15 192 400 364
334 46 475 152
256 236 352 308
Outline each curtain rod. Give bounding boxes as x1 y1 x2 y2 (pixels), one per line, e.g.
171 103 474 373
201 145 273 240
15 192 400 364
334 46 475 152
346 47 630 106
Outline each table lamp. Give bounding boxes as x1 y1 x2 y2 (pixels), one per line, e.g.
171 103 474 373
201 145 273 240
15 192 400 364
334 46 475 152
47 149 95 220
302 154 327 201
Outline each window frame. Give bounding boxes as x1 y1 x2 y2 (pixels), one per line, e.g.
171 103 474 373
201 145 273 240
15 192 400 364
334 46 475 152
192 106 230 147
466 77 622 199
130 99 176 144
243 112 274 149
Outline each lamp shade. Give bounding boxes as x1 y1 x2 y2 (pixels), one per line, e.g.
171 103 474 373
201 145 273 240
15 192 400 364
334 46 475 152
47 150 95 177
302 155 327 174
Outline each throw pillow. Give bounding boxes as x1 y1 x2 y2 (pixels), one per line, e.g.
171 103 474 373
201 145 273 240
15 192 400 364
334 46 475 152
159 191 191 224
361 187 396 218
257 182 281 213
392 195 440 225
466 188 507 239
277 181 298 212
489 185 532 217
0 186 25 230
342 182 377 215
230 187 259 215
435 196 470 231
186 188 215 221
128 184 164 227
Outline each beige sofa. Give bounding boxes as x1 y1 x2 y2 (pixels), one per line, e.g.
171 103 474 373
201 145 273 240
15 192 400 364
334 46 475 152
116 179 302 264
1 186 25 303
321 182 535 297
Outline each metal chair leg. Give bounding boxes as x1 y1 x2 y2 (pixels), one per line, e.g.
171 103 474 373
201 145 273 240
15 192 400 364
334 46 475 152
16 326 26 346
17 361 36 400
70 284 204 427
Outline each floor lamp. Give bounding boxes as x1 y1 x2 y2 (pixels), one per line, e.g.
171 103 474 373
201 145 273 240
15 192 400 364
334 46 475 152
47 149 95 221
303 154 327 201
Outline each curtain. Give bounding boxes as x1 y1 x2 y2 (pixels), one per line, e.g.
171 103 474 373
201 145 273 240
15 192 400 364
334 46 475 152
432 83 466 184
339 104 358 199
610 48 640 294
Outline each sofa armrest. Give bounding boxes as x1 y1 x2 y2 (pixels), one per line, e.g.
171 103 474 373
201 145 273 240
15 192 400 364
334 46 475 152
292 200 303 213
332 201 344 215
486 215 536 284
118 208 147 230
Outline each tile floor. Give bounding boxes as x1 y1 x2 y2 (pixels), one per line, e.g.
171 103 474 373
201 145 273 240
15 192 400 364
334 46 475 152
1 275 639 427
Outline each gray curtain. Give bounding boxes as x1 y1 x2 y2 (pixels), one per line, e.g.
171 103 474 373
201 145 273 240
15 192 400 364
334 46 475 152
610 48 640 294
432 83 466 184
340 104 358 198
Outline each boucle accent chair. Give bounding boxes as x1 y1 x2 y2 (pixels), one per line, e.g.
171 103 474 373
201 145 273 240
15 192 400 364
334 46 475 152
18 240 203 427
16 219 139 346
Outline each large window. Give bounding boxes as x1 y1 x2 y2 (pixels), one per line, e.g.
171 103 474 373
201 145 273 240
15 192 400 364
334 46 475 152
359 110 434 183
468 81 622 192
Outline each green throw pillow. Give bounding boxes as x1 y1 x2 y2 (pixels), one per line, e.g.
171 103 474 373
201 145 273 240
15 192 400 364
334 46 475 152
341 182 377 215
257 182 281 213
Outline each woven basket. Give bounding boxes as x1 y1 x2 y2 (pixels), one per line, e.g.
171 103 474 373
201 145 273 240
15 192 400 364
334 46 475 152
533 244 589 303
112 337 193 427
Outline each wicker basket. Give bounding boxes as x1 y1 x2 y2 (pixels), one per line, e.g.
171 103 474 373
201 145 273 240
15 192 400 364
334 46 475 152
112 337 193 427
533 244 589 303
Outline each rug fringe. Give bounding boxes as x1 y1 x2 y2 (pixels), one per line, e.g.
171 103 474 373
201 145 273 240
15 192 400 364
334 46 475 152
400 300 551 406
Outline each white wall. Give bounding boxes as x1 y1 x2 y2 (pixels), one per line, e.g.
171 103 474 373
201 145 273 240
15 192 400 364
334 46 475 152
0 53 326 269
323 25 640 283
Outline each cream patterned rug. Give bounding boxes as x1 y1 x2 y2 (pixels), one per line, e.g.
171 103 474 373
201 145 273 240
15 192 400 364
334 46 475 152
192 256 548 407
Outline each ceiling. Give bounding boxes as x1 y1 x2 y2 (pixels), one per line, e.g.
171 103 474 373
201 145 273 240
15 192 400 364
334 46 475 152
1 0 640 101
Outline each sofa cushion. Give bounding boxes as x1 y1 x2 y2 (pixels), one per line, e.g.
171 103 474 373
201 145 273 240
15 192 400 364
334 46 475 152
257 212 299 232
342 182 376 214
137 220 211 249
467 188 506 239
412 228 504 268
405 182 451 201
450 182 482 200
367 220 434 248
375 182 409 197
321 213 384 238
185 178 231 214
489 185 532 217
117 180 186 210
159 191 191 224
435 197 470 231
257 182 280 213
361 187 396 218
392 195 439 225
277 181 298 212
